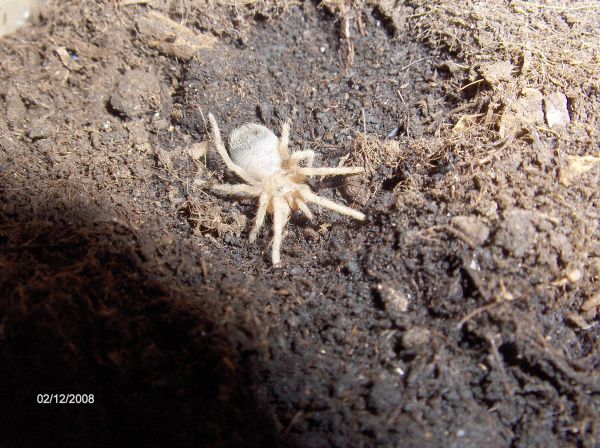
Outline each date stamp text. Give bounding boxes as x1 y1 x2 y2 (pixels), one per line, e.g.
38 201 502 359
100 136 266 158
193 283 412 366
36 394 94 404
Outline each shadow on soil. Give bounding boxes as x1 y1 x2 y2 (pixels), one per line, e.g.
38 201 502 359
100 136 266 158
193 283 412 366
0 178 287 448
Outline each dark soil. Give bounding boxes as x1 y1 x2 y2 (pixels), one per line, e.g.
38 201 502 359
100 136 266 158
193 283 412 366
1 1 598 447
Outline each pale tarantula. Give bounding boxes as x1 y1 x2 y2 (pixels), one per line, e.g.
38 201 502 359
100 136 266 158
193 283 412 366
208 113 366 266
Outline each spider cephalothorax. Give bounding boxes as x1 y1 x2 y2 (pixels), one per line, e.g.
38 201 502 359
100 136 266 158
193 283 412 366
208 113 366 266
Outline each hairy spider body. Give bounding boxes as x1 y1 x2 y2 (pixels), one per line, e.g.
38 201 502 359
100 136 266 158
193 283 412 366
208 113 365 266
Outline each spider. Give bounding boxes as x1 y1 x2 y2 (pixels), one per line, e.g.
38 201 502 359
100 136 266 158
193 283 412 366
207 113 366 266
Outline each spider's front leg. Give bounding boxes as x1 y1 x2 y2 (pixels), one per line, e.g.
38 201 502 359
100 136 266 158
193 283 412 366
295 197 314 220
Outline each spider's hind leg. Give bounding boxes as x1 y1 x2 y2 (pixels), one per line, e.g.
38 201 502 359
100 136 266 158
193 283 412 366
271 195 291 266
249 192 269 243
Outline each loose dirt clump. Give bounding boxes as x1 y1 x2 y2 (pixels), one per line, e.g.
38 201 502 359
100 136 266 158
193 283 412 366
1 1 598 447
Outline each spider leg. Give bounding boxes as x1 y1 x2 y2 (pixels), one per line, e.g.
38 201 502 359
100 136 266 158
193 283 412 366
249 192 269 243
271 195 291 266
212 183 262 197
208 113 257 185
297 166 364 177
295 197 314 221
278 119 291 161
300 189 366 221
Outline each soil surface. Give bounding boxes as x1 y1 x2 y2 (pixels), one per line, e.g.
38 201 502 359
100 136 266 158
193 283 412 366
1 1 599 447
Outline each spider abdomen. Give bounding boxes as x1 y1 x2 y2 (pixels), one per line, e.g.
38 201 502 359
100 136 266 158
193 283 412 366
229 123 282 180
